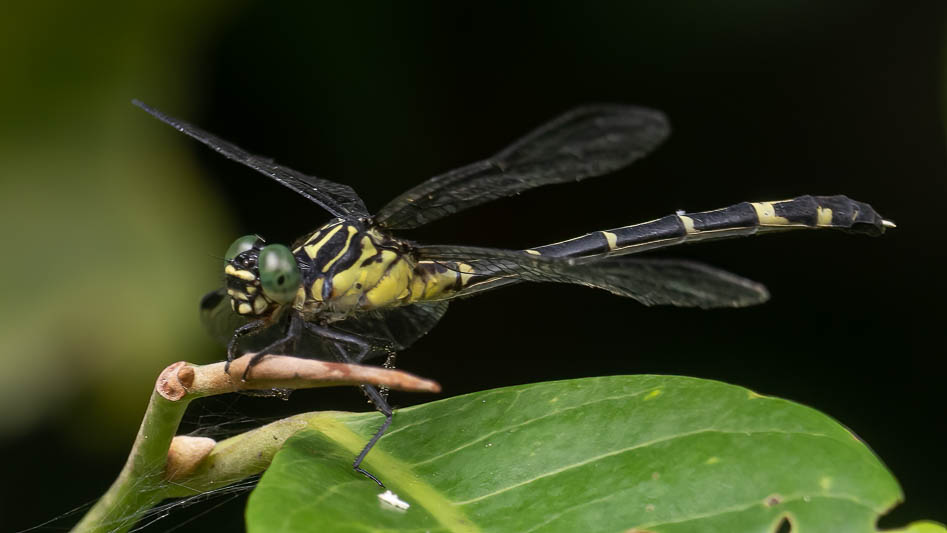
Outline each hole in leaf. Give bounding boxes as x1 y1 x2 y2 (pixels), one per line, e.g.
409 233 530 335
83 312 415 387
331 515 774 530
774 515 792 533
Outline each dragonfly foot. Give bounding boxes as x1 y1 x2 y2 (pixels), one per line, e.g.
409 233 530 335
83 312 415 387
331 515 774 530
355 466 385 487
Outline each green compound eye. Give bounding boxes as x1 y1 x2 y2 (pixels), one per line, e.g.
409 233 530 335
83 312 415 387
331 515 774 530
225 234 263 263
258 244 301 304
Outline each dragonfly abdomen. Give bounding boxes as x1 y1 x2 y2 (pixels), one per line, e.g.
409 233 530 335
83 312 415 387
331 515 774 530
528 195 890 261
431 195 892 300
405 260 475 302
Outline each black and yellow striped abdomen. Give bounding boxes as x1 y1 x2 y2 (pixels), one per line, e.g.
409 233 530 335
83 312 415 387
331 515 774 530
526 195 889 259
434 195 893 298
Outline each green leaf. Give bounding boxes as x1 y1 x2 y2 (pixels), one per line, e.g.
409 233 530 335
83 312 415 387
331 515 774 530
247 376 942 533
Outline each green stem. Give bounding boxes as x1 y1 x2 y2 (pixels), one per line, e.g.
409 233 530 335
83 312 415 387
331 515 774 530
69 356 439 533
71 388 190 532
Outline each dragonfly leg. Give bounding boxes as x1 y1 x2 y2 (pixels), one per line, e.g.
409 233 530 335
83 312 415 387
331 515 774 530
304 322 396 486
352 384 393 487
241 312 302 381
225 319 266 373
377 353 397 402
302 321 394 357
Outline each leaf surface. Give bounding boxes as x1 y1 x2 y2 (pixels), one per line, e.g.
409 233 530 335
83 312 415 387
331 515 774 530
247 376 940 533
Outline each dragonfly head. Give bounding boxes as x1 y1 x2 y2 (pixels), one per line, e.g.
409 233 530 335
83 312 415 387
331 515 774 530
223 234 303 316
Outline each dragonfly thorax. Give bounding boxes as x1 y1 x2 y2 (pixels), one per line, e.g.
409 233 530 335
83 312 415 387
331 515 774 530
293 219 420 318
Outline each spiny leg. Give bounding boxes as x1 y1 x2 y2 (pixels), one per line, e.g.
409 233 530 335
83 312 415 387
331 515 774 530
241 312 302 381
304 321 395 487
352 384 393 487
225 319 266 373
378 353 397 402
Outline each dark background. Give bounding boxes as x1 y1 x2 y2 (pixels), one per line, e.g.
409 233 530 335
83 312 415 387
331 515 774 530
4 2 945 531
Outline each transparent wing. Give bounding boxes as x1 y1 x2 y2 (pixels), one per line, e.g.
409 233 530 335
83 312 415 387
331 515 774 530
331 301 450 362
212 297 450 364
286 302 449 363
375 105 669 229
417 245 769 309
199 288 250 345
133 100 369 219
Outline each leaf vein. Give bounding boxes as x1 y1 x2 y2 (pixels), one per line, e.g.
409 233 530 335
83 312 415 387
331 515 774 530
410 390 653 467
452 428 836 506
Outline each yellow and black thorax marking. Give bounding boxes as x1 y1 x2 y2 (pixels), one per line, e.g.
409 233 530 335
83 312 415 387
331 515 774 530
291 219 480 317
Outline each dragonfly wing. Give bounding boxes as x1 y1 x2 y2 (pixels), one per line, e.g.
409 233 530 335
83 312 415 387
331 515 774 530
375 105 669 229
241 302 451 364
417 245 769 309
330 301 450 362
200 286 448 363
199 288 251 345
133 100 369 219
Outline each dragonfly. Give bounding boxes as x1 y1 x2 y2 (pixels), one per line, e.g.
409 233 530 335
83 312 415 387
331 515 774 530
134 100 892 486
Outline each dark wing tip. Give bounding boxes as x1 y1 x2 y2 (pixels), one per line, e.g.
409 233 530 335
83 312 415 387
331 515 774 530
200 288 227 312
131 99 188 134
566 103 671 135
131 99 159 116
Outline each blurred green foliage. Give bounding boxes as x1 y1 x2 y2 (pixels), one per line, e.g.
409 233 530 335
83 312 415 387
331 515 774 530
0 1 236 445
